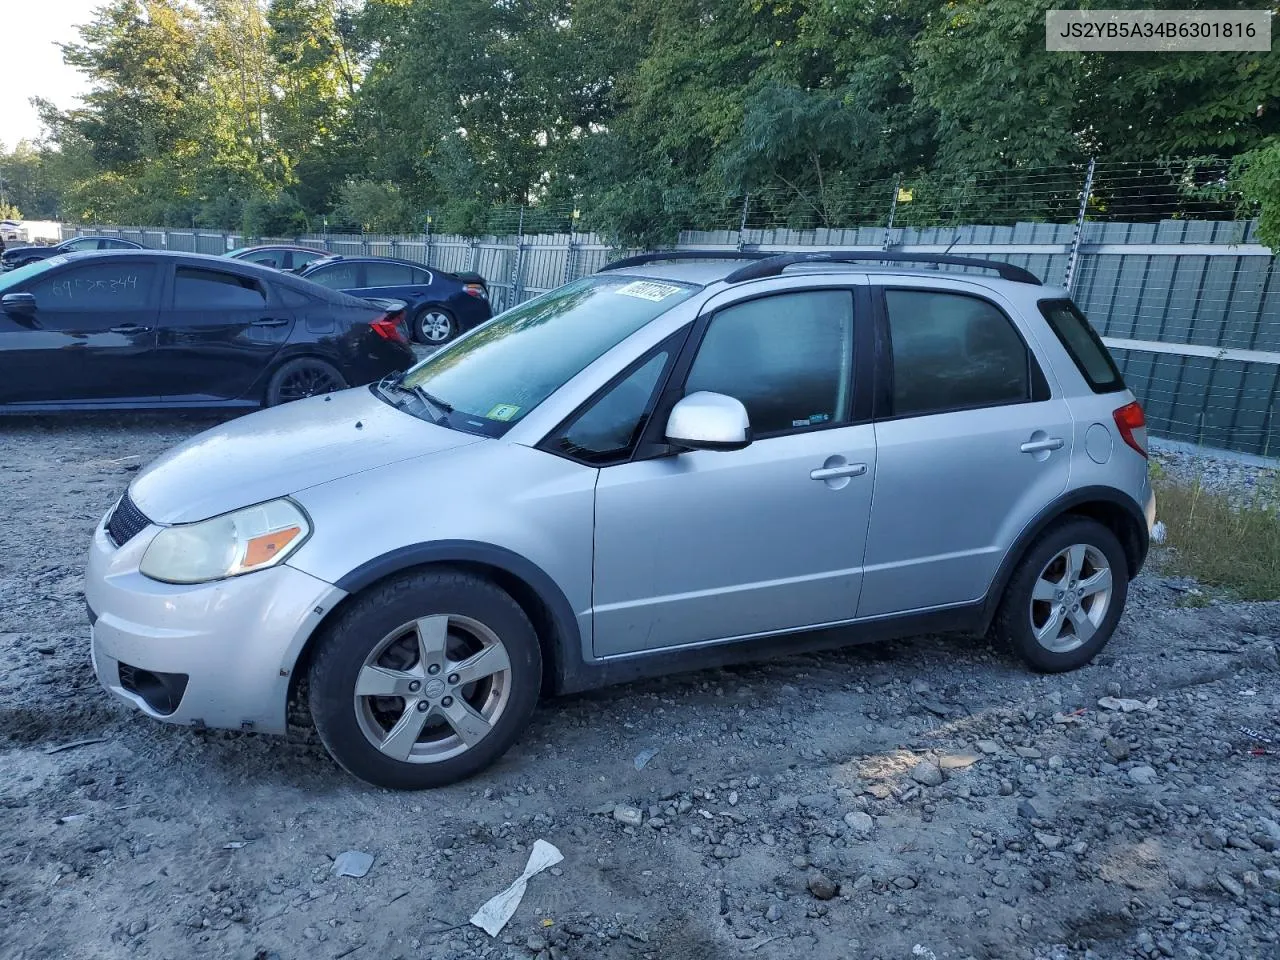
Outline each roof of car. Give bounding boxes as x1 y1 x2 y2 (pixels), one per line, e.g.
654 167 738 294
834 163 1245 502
305 254 428 268
232 244 329 253
605 258 1060 297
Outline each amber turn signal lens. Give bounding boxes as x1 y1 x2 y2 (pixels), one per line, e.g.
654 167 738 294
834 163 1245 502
243 526 302 568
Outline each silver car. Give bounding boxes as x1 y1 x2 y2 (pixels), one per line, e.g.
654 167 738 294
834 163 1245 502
85 251 1156 789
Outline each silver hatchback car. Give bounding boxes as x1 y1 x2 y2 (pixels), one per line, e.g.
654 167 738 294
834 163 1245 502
86 251 1156 789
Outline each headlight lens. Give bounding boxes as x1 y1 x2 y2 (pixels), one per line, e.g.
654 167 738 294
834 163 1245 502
139 499 310 584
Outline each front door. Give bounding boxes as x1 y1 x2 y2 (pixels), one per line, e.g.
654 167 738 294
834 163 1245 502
156 265 294 402
0 258 161 403
859 283 1074 617
589 286 876 657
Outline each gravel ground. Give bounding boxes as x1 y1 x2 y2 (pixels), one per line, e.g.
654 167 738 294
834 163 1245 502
2 414 1279 960
1150 440 1279 508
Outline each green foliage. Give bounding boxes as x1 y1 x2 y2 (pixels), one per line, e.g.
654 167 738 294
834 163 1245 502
1236 140 1280 251
8 0 1278 241
0 201 20 220
332 180 415 233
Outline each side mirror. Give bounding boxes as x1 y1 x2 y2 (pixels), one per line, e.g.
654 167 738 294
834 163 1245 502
665 391 752 452
1 292 36 316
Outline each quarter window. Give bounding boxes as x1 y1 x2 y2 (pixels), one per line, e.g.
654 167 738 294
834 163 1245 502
884 290 1030 417
555 350 671 464
685 290 855 436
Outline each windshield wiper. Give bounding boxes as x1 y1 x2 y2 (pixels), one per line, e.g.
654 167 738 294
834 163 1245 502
409 385 453 422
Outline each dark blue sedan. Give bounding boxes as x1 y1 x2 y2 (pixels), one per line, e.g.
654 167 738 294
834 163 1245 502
297 256 491 344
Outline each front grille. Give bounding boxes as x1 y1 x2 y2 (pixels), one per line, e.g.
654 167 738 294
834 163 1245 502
106 491 150 547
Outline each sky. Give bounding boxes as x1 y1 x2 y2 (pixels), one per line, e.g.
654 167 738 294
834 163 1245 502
0 0 99 149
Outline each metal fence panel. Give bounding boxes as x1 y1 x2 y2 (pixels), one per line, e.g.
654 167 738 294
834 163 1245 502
67 213 1280 457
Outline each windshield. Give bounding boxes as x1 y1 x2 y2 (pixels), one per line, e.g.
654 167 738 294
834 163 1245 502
397 275 698 435
0 257 68 293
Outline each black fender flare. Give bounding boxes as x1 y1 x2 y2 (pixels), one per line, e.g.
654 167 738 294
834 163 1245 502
334 540 582 690
979 484 1149 630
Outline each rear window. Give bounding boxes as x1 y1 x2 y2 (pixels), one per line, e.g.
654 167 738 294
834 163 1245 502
1037 299 1125 393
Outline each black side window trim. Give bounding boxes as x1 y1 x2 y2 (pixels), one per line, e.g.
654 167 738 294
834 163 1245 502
538 327 692 467
871 285 1051 422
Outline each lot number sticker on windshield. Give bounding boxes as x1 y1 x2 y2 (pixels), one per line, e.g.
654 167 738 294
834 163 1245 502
615 280 683 302
486 403 521 421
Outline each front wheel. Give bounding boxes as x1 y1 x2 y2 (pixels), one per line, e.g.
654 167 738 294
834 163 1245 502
993 516 1129 673
307 569 542 789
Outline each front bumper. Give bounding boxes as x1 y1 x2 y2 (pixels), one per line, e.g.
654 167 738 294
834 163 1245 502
85 513 346 735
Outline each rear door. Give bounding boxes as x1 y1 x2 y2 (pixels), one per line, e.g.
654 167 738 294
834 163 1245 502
359 262 427 303
858 279 1073 617
155 264 295 402
0 258 162 403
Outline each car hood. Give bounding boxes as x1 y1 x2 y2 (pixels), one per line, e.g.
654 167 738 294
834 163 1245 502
1 245 48 260
129 386 482 524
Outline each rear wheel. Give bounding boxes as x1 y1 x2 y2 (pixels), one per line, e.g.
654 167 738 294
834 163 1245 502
307 569 542 789
993 516 1128 672
414 306 457 345
265 357 347 406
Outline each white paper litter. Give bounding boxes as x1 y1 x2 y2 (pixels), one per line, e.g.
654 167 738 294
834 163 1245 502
1098 696 1158 713
1150 520 1167 544
469 839 563 937
332 850 374 878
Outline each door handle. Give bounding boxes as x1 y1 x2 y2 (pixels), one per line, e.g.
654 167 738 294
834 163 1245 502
110 324 151 333
251 318 290 327
1020 437 1065 453
810 463 868 481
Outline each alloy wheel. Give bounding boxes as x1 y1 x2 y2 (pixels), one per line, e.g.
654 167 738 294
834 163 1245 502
419 311 454 344
277 365 344 402
1028 543 1113 653
353 615 512 763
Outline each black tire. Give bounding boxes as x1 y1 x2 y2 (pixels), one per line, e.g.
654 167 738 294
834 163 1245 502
413 305 457 345
264 357 347 407
993 516 1129 673
307 568 542 789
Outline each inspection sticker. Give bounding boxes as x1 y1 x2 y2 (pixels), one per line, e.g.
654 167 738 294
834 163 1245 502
615 280 683 302
486 403 521 421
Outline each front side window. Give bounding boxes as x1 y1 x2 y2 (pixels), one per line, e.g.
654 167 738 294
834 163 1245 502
26 262 157 312
242 251 282 268
398 275 698 435
62 237 98 252
684 290 856 436
885 290 1030 417
174 268 267 308
306 262 360 290
553 349 672 464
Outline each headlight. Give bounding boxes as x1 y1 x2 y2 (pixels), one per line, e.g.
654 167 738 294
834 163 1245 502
139 499 310 584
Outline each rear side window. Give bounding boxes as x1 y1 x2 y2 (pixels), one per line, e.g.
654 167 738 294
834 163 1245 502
884 290 1030 417
175 268 267 308
1038 299 1125 393
365 262 416 286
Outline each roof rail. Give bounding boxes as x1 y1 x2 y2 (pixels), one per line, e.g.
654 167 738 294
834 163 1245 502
723 251 1041 285
598 251 774 272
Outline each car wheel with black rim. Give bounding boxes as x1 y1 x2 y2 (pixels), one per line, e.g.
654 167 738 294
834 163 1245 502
414 306 457 345
993 516 1128 673
307 568 542 789
264 357 348 406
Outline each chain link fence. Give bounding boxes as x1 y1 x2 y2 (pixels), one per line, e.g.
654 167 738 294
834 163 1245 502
67 158 1279 457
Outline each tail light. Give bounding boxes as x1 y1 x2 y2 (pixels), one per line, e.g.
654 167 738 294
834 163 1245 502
1113 401 1148 458
463 282 488 300
370 314 407 344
